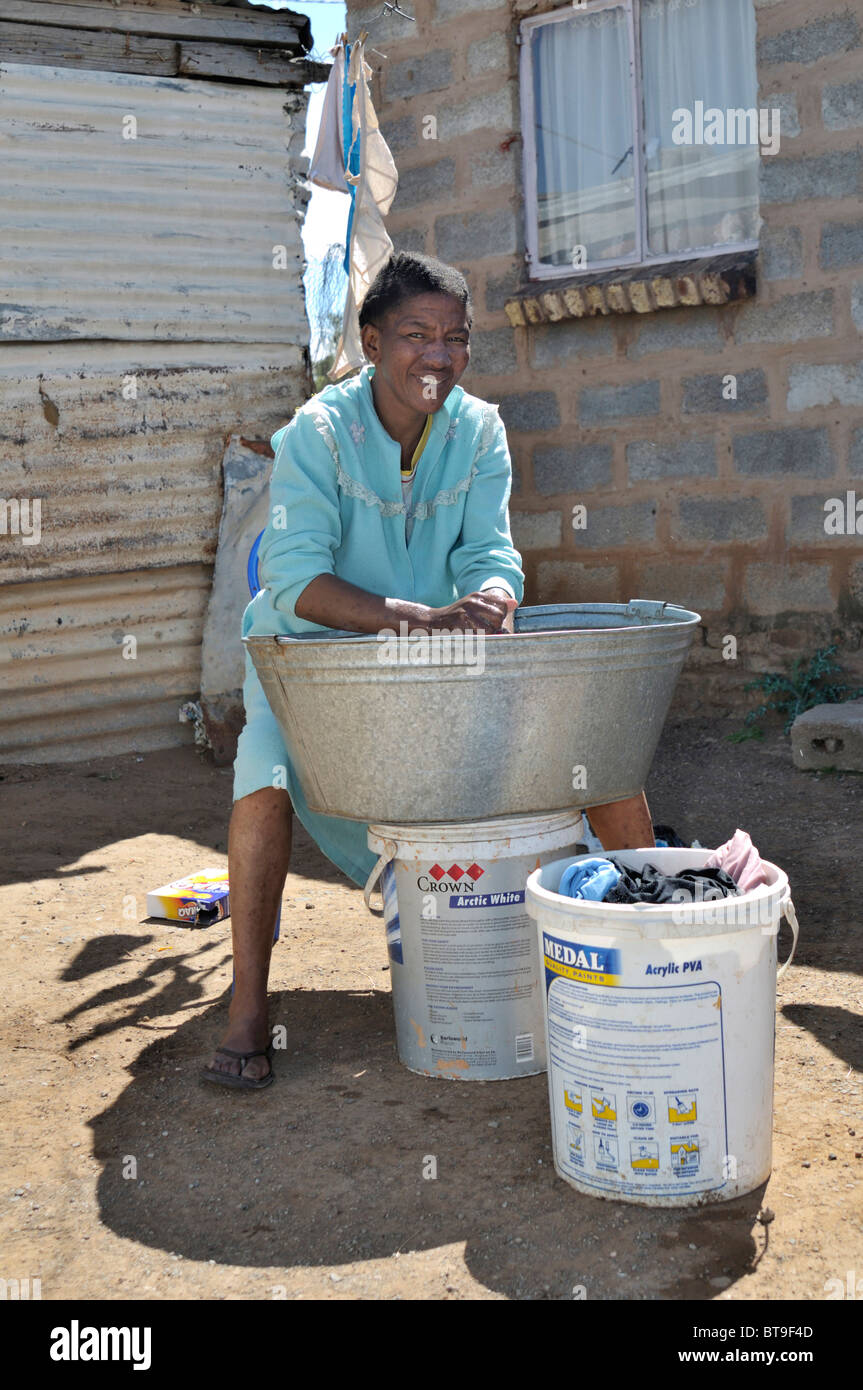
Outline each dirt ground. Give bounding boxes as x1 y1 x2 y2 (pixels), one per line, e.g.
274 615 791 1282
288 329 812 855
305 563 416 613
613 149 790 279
1 716 861 1303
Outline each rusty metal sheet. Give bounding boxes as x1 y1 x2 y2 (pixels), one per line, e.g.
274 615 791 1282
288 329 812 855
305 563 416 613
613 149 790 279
0 563 211 762
0 61 309 342
0 341 308 584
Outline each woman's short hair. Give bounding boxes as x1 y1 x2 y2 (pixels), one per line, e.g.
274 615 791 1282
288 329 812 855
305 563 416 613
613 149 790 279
359 251 473 331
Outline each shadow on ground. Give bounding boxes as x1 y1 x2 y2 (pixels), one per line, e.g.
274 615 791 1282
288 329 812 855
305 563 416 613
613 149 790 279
88 987 767 1300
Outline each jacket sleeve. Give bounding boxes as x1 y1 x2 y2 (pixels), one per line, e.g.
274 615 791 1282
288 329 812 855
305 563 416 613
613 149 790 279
449 410 525 604
258 408 342 621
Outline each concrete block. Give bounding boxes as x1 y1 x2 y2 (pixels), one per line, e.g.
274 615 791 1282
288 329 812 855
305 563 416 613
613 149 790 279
627 307 722 359
391 227 427 255
509 510 562 551
791 700 863 771
759 149 861 204
788 491 861 543
391 157 455 210
852 279 863 334
676 497 768 543
464 326 518 376
530 316 616 369
387 51 453 100
498 391 560 431
733 426 835 477
772 91 801 139
579 379 660 424
435 206 517 261
760 224 803 280
575 501 656 549
436 0 507 18
787 361 863 412
486 265 522 312
380 115 417 154
437 84 517 143
533 444 613 496
734 290 833 344
743 562 834 612
820 218 863 268
469 147 518 189
682 369 768 414
757 14 861 67
823 77 863 129
468 33 511 76
850 426 863 476
536 560 619 604
637 560 728 613
627 438 716 481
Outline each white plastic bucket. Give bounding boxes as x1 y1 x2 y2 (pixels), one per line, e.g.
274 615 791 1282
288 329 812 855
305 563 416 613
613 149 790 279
365 811 585 1080
525 848 799 1206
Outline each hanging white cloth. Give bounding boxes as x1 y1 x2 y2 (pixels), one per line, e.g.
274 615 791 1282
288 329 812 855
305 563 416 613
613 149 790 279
307 46 349 193
329 39 398 381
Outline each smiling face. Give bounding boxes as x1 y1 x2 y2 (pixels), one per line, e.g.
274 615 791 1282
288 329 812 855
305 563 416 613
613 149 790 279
360 292 471 422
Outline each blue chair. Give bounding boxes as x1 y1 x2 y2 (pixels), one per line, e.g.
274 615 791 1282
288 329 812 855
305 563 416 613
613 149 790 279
247 527 265 599
232 525 280 995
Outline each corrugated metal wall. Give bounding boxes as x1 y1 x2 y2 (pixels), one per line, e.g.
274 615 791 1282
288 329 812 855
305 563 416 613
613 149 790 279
0 61 311 762
0 62 308 342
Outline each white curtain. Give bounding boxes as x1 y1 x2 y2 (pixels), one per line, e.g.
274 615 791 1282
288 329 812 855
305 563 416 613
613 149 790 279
532 5 635 267
641 0 760 255
530 0 760 267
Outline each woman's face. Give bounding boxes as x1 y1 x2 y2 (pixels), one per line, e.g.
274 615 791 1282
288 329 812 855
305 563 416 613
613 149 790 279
361 292 471 416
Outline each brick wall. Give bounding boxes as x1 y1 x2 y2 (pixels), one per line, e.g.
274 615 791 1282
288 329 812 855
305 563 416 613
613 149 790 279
344 0 863 714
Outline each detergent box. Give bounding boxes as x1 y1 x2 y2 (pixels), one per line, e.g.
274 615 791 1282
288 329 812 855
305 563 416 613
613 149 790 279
146 868 230 926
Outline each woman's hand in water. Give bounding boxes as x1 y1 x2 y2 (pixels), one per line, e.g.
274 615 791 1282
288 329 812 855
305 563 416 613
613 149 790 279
425 591 514 633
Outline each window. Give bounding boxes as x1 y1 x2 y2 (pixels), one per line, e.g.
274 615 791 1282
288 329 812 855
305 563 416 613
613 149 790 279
520 0 761 279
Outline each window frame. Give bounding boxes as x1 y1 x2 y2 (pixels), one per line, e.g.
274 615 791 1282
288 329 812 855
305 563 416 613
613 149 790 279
518 0 761 282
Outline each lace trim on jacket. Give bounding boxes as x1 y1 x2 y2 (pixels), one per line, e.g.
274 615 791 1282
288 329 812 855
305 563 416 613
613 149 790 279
310 403 499 522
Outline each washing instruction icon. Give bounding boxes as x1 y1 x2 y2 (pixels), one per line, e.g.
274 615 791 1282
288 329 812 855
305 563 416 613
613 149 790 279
627 1093 655 1124
568 1125 585 1164
667 1092 697 1124
630 1140 659 1171
591 1090 617 1122
671 1138 700 1173
564 1086 583 1115
594 1133 619 1169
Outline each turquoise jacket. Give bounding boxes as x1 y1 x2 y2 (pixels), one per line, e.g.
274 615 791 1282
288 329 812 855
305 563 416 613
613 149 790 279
246 363 524 638
240 363 524 886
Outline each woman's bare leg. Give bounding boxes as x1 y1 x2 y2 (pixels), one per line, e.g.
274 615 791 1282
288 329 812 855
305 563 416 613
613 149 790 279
585 791 655 852
206 787 292 1081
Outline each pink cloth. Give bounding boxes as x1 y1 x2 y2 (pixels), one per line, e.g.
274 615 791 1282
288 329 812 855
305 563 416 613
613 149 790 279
705 829 770 892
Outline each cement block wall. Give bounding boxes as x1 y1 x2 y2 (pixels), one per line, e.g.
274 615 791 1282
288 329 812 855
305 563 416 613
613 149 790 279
345 0 863 715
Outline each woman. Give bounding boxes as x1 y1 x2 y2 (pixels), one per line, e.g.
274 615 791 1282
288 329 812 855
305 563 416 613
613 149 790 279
203 252 654 1089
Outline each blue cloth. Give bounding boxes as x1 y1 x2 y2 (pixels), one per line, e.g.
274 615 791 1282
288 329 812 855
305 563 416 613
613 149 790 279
342 42 359 276
234 364 525 887
558 857 621 902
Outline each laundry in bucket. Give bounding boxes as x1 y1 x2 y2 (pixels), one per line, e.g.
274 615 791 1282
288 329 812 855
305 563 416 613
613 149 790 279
558 857 621 901
603 859 740 904
705 828 770 893
556 856 740 904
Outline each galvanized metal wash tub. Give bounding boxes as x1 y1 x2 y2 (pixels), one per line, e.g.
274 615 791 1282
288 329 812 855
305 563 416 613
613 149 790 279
245 599 700 824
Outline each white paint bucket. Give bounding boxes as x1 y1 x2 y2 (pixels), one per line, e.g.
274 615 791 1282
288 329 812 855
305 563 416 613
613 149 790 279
525 848 799 1206
365 811 584 1080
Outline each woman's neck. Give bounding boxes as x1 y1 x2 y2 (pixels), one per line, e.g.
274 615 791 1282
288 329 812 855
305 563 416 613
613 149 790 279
370 370 428 461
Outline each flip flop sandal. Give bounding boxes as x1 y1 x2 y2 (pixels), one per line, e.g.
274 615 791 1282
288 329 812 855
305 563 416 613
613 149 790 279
200 1044 275 1091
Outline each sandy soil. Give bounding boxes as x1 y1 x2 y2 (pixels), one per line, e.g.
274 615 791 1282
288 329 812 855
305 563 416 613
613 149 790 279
1 717 861 1302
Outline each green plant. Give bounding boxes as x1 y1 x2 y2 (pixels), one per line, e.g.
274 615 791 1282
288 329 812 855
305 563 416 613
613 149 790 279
739 645 863 736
